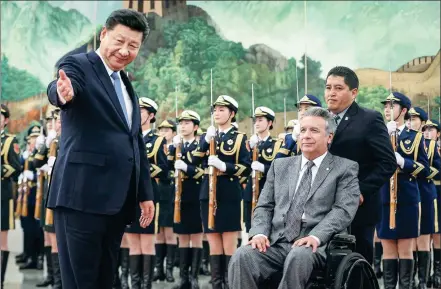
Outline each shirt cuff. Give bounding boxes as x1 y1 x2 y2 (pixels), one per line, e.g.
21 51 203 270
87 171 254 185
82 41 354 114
253 234 268 240
309 235 321 246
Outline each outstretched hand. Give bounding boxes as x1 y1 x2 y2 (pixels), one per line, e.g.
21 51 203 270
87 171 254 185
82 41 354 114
57 69 74 102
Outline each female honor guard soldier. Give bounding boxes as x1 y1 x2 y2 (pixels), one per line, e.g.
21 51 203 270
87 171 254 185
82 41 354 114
125 97 168 289
169 110 205 289
275 95 322 159
409 107 439 288
33 107 61 288
192 95 251 289
41 111 62 289
423 120 441 287
1 104 21 288
153 119 178 283
377 93 430 289
243 107 282 233
19 125 44 270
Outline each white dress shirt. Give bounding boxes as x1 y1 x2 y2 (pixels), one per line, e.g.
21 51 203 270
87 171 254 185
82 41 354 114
96 49 133 128
397 124 405 136
57 49 133 128
218 126 233 135
253 152 328 245
143 129 151 138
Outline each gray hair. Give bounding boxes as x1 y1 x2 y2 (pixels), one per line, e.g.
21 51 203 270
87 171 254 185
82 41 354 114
302 107 336 135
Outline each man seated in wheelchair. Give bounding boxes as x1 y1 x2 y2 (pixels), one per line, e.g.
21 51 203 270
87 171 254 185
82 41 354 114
229 108 360 289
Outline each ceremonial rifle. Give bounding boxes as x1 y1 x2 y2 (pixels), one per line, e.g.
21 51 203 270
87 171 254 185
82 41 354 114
251 84 261 216
389 60 398 230
208 69 218 230
35 93 45 219
174 85 183 224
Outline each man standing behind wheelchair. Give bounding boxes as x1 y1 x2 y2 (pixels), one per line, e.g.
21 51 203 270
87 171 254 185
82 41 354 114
228 107 361 289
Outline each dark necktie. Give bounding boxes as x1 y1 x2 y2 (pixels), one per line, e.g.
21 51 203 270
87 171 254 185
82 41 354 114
334 115 341 126
285 161 315 242
219 132 225 141
184 142 189 148
111 71 130 127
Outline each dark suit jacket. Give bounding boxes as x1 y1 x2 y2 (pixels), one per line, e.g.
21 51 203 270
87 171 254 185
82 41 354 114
329 101 396 226
46 51 153 216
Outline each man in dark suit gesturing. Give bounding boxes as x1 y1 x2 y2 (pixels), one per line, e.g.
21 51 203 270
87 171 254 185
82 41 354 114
326 66 396 264
46 9 155 289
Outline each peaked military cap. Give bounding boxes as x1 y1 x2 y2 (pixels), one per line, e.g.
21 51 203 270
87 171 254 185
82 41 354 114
1 104 10 119
381 92 411 110
178 110 201 125
295 94 322 108
213 95 239 112
409 107 428 122
422 119 440 132
255 106 275 121
158 119 177 131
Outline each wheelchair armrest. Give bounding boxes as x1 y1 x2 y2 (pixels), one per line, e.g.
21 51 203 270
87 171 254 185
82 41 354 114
332 234 356 244
327 234 356 253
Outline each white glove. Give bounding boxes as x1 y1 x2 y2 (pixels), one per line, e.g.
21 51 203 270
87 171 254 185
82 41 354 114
47 156 56 168
387 121 397 135
204 126 216 142
35 135 46 150
39 164 49 172
208 155 227 172
45 130 57 147
395 152 405 169
175 160 188 172
249 135 259 149
292 123 300 141
172 135 182 148
22 151 29 160
251 161 265 173
48 167 53 176
23 170 34 181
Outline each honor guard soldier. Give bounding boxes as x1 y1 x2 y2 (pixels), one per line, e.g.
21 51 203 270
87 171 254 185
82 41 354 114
422 119 441 287
168 110 205 289
244 107 282 233
409 107 440 288
125 97 168 289
42 110 62 288
33 106 61 288
195 128 204 142
192 95 251 289
154 119 178 283
377 92 430 289
284 119 295 134
18 124 44 270
1 104 21 287
276 95 322 159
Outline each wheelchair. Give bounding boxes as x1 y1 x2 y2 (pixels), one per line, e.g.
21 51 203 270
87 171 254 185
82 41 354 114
264 234 380 289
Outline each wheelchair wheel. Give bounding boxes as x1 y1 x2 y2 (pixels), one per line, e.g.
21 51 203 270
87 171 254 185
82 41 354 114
333 252 380 289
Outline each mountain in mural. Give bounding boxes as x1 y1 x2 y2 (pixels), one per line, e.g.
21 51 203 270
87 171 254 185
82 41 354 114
190 1 440 76
1 1 93 85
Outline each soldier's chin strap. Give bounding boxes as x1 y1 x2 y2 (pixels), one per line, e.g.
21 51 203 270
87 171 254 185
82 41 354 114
218 112 234 128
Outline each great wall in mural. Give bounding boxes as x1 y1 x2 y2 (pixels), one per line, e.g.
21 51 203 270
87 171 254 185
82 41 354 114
1 0 440 143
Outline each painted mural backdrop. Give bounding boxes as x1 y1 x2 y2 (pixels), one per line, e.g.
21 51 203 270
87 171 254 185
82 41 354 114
1 1 440 140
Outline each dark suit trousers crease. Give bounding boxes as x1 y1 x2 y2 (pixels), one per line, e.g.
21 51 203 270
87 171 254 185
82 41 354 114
54 170 137 289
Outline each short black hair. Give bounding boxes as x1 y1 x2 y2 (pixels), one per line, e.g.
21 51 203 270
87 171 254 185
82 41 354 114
105 9 150 42
326 66 359 90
